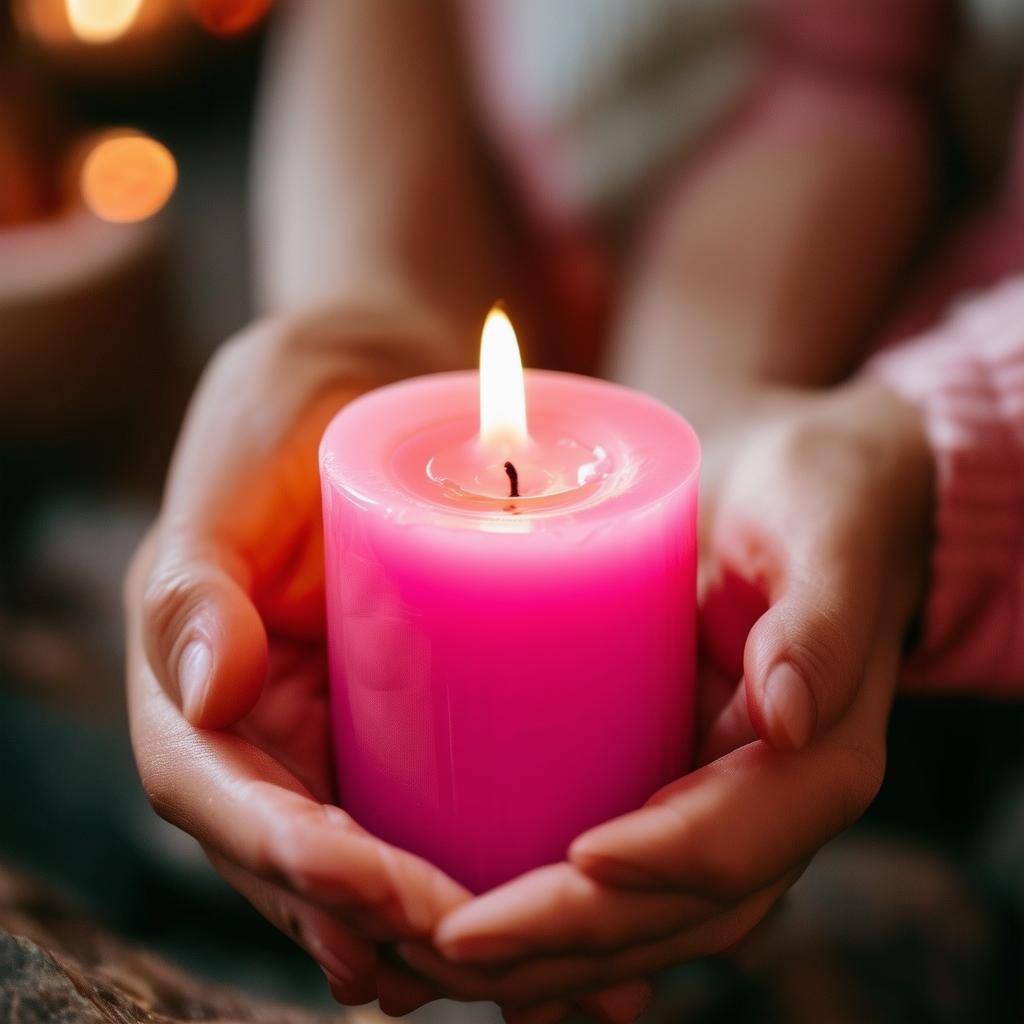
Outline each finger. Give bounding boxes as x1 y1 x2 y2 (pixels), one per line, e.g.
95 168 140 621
130 323 327 728
400 880 785 1005
127 611 470 938
697 680 756 765
570 639 896 897
208 850 378 1005
375 958 443 1017
434 863 720 965
577 980 653 1023
741 541 879 751
132 529 268 729
705 421 894 753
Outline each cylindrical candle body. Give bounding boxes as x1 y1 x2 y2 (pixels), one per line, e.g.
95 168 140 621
320 370 699 893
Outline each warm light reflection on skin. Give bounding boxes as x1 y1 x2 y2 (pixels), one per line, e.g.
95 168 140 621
80 131 177 223
186 0 272 36
479 305 529 449
66 0 143 41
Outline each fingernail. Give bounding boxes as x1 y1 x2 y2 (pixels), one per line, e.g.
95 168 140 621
320 965 361 1005
323 966 372 1007
440 932 527 963
323 964 380 1008
434 905 531 963
763 662 816 750
591 980 653 1023
570 850 657 888
310 936 357 986
178 640 212 722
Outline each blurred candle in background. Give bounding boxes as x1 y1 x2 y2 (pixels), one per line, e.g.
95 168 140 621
12 0 273 84
13 0 192 80
65 0 144 42
185 0 271 37
77 129 177 223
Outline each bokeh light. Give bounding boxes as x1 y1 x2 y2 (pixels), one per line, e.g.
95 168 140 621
80 130 177 223
186 0 272 37
65 0 143 42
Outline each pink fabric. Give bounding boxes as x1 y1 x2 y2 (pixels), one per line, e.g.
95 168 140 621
870 276 1024 694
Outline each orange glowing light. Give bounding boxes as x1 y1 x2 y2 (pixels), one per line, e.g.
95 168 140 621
80 131 177 223
65 0 143 42
186 0 272 36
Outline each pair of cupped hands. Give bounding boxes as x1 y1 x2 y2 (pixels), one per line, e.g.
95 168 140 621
125 301 933 1023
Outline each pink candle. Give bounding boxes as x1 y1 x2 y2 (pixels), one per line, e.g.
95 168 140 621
320 308 700 893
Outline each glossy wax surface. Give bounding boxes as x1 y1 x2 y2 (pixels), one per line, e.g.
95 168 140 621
320 370 699 893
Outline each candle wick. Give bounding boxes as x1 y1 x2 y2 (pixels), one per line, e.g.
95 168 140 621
504 461 520 498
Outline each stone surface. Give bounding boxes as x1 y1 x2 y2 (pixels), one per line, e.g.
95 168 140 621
0 868 336 1024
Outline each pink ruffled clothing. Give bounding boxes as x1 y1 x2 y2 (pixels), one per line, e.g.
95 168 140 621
871 271 1024 695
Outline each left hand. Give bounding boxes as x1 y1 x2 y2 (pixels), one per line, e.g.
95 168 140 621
390 381 934 1017
124 307 477 1016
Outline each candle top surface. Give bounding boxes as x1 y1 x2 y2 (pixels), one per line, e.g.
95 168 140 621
321 370 699 533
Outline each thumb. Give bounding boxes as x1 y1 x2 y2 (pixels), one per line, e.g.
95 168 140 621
136 529 268 729
742 542 881 753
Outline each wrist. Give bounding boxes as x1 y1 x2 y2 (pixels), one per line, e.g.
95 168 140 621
837 379 935 622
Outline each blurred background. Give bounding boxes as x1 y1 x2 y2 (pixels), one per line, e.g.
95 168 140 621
2 1 1024 1022
0 0 340 1016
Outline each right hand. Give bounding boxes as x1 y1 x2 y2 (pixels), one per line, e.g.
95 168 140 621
125 303 474 1012
387 382 932 1020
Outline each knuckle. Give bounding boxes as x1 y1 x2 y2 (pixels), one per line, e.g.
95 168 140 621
142 566 200 651
777 603 855 696
791 608 845 669
773 416 874 484
204 318 298 398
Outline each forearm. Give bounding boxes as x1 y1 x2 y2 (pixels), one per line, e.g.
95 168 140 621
881 96 1024 343
608 14 942 432
252 0 499 352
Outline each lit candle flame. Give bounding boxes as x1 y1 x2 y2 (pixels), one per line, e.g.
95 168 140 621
66 0 143 41
479 305 528 449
